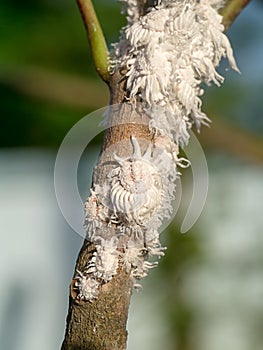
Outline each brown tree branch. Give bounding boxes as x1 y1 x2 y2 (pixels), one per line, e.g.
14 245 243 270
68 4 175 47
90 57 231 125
61 240 133 350
61 0 251 349
61 1 153 347
61 69 153 350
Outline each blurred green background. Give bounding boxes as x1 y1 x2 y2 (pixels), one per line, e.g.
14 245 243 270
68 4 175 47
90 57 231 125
0 1 263 350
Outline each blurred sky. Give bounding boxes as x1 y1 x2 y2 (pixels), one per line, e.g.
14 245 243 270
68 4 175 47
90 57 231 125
0 1 263 350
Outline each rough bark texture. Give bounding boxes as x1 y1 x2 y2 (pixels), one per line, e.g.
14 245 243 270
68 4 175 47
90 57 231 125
61 241 132 350
61 66 152 350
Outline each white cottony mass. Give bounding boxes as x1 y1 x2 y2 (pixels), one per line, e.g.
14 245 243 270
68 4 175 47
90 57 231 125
114 0 239 145
75 0 239 301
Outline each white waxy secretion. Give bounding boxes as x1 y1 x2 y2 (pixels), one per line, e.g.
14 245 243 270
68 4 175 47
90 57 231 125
109 137 162 228
112 0 239 145
75 270 100 301
75 0 240 301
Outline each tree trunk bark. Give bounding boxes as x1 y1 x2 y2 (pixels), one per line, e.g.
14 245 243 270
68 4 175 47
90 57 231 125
61 65 152 349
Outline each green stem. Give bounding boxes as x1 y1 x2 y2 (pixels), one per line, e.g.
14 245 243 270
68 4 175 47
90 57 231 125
77 0 110 82
221 0 251 31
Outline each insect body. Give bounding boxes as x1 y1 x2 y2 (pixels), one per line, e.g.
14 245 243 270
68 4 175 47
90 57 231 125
109 137 162 229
